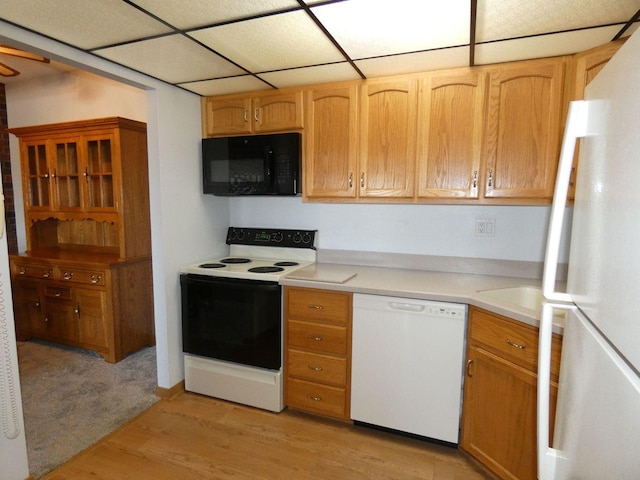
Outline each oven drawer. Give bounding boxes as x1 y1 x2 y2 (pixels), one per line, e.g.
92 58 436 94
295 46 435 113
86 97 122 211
287 378 347 418
287 288 351 325
287 349 347 386
287 320 347 355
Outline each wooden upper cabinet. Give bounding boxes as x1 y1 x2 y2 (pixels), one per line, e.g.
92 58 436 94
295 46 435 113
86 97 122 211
483 57 566 202
417 70 487 199
304 85 358 199
359 79 418 198
202 90 303 136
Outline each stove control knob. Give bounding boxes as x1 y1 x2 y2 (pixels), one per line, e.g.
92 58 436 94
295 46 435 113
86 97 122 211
293 232 302 243
301 232 312 245
273 232 283 243
236 230 245 240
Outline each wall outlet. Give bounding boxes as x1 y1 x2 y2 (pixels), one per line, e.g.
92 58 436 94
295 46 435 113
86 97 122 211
476 218 496 237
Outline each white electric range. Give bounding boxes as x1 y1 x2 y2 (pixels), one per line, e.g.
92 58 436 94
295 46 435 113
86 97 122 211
180 227 317 412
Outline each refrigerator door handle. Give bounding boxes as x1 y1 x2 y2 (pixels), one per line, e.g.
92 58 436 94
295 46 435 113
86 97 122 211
537 302 571 480
542 100 590 302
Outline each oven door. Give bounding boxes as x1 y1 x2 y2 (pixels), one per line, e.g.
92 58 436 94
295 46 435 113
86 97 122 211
181 274 282 370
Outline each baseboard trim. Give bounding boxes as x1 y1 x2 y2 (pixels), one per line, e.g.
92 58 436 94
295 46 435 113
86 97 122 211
156 381 185 399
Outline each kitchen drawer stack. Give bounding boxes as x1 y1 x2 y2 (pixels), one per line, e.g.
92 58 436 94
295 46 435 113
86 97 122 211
284 287 353 420
461 307 563 480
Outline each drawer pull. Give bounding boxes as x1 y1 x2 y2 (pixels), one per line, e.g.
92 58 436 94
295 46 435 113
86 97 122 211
506 338 526 349
309 395 322 402
90 274 103 284
307 304 325 310
54 291 62 297
18 268 26 275
63 272 74 280
42 269 52 278
308 365 323 372
308 335 324 342
466 359 474 377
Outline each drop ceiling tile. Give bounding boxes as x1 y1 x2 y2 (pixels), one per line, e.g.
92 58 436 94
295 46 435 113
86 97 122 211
0 0 172 49
312 0 470 59
355 47 470 78
178 75 270 96
259 63 362 88
95 34 245 84
190 10 344 72
131 0 300 30
478 0 640 42
475 26 629 65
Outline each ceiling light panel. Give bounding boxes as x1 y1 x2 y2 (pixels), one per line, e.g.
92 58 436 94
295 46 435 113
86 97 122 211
130 0 301 30
94 35 245 84
311 0 470 60
477 0 640 42
0 0 172 50
190 10 344 72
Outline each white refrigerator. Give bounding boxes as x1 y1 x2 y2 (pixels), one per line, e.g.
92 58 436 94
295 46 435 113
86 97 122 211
538 29 640 479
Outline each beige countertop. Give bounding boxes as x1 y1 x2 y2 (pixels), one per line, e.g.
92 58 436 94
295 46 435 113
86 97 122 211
282 262 565 333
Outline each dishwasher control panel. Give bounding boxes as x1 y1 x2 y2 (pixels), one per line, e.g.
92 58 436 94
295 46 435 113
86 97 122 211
425 305 466 318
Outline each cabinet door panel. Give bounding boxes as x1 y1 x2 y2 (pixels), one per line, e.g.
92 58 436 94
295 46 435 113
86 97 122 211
76 289 110 350
23 141 53 210
304 86 358 198
360 80 417 198
484 59 565 200
84 135 116 211
203 97 252 136
53 139 82 211
418 72 485 199
44 299 78 344
253 91 303 132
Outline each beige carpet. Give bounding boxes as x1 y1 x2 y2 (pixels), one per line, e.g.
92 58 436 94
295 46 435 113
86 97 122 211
17 339 159 479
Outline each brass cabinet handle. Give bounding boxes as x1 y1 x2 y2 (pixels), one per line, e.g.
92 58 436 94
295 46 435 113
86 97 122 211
90 274 102 284
18 267 26 275
466 359 474 377
254 108 259 123
308 365 323 372
349 172 353 188
75 303 80 317
63 271 74 280
307 304 324 310
42 269 51 278
309 395 322 402
487 168 493 189
472 170 478 189
243 109 248 123
360 172 365 188
308 335 324 342
506 338 526 349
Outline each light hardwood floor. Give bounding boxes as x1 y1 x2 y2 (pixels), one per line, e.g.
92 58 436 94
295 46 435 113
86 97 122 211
44 392 494 479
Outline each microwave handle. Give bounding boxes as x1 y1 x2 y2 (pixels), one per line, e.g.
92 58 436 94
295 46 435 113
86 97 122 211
264 146 274 186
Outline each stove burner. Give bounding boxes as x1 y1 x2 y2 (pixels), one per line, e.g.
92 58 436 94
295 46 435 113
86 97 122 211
198 263 226 269
248 266 285 274
220 257 252 264
273 261 299 267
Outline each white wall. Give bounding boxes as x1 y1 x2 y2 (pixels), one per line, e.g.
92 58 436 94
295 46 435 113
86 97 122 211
1 22 230 395
231 198 571 263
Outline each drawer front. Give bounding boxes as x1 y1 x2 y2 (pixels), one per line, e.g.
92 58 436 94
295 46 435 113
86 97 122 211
287 288 351 325
288 320 347 355
287 378 347 418
469 308 562 377
44 285 72 301
12 262 54 280
59 268 106 286
287 349 347 386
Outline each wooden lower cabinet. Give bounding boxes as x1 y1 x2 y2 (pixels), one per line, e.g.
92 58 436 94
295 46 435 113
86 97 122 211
10 253 154 363
284 287 352 420
461 307 562 480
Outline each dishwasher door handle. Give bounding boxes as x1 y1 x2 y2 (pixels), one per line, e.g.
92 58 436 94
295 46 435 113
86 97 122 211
388 302 425 313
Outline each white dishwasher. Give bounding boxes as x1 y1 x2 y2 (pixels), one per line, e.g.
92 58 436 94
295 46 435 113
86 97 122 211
351 293 467 445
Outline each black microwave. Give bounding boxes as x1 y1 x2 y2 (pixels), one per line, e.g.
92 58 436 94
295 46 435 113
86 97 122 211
202 133 301 196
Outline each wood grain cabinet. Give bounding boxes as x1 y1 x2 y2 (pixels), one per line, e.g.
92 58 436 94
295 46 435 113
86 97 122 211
284 287 353 420
202 90 303 136
417 70 487 200
461 307 562 480
8 117 154 362
482 57 567 203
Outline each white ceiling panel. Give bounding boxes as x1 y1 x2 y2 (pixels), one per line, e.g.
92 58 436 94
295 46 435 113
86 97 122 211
0 0 172 50
178 75 271 96
259 63 362 88
355 47 470 78
94 35 245 84
475 26 629 65
189 10 344 72
131 0 301 30
478 0 640 42
312 0 470 59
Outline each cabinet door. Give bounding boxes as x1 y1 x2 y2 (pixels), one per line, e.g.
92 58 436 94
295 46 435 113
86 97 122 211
43 298 78 344
11 280 42 340
359 79 417 198
418 71 486 199
21 139 53 211
253 91 303 133
76 288 110 350
52 137 82 211
304 86 358 198
484 58 565 201
202 97 252 136
461 346 557 480
83 134 117 212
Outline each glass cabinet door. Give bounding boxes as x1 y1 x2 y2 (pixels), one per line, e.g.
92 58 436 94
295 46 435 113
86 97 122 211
84 135 115 211
53 140 81 210
24 141 52 209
